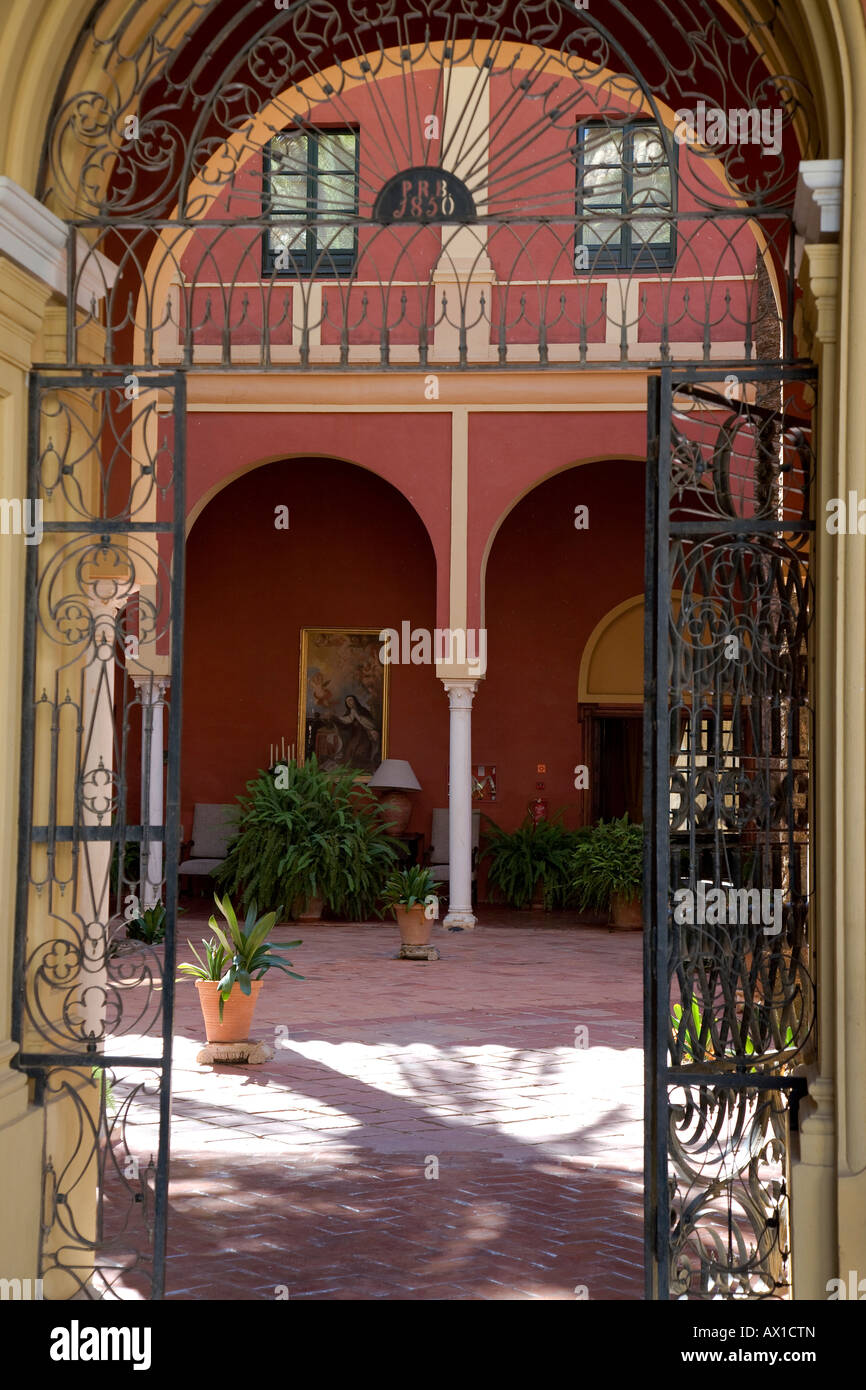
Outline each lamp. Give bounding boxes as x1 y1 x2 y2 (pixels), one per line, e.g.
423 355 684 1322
369 759 421 835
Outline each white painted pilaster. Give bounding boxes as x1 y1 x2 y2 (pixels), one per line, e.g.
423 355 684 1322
131 675 170 910
442 678 478 929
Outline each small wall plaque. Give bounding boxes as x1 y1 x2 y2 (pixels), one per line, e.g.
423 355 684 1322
373 167 477 224
472 764 497 802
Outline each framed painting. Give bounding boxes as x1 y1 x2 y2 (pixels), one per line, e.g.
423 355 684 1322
298 628 389 776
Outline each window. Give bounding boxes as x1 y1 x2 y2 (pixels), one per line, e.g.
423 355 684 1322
576 122 674 270
672 711 740 827
263 128 359 276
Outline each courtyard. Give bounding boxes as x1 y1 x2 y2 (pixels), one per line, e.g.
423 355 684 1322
162 914 643 1300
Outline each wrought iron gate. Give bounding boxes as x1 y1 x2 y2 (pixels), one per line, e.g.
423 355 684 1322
643 365 816 1299
12 0 822 1302
12 368 186 1299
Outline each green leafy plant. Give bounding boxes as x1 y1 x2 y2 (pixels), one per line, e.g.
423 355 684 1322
217 756 400 920
177 894 303 1019
480 814 585 910
571 815 643 913
126 903 167 945
671 995 796 1065
381 864 441 910
110 841 141 897
671 996 707 1062
91 1066 116 1112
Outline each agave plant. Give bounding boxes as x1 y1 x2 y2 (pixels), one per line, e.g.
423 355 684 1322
671 993 795 1066
177 894 303 1019
125 903 167 945
381 864 442 910
480 814 584 910
217 756 400 919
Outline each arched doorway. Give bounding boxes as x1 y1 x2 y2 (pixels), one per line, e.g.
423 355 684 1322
579 596 645 824
181 455 441 830
11 0 832 1300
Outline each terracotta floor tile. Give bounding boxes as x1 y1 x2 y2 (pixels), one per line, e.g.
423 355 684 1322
133 913 645 1300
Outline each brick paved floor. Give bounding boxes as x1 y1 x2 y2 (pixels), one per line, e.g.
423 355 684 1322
155 909 644 1299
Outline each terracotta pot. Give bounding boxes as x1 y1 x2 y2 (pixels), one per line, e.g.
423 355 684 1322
377 790 412 835
195 979 263 1043
292 895 324 921
611 891 643 930
395 902 431 946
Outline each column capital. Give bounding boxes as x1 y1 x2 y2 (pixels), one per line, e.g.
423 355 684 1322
795 243 840 356
0 256 53 373
798 1072 836 1165
442 678 478 710
794 160 843 243
129 673 171 701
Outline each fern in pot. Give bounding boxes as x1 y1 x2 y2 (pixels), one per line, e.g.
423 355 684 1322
480 814 582 910
217 756 400 922
571 815 644 929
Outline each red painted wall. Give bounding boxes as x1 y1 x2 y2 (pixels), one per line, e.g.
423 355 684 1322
179 456 446 844
176 449 646 894
476 457 645 845
469 409 646 627
185 410 452 624
173 70 766 358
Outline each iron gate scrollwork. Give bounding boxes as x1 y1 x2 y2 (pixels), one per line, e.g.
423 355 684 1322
43 0 813 374
12 369 186 1299
14 0 822 1302
644 365 816 1299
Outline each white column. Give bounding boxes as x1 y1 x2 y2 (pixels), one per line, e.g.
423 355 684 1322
80 584 124 929
133 677 169 910
78 584 124 1040
442 679 478 929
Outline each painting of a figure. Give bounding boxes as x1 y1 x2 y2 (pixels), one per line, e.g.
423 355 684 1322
298 628 388 775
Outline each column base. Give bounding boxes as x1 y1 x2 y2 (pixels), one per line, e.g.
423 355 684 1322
443 909 477 930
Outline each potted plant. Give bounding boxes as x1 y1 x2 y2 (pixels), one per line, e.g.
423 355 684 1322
571 815 644 929
217 756 400 922
480 814 583 910
177 894 303 1043
125 903 167 945
381 865 441 947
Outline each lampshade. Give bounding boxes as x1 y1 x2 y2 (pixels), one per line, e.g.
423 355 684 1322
369 759 421 791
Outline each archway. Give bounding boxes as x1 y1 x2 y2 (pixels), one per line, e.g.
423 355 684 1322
180 455 442 835
6 0 849 1304
481 459 644 830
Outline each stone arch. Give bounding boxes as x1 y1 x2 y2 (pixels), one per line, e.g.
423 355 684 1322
184 447 439 553
478 454 644 628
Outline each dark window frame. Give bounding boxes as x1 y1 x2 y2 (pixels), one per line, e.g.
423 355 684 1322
262 126 360 278
575 120 677 272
